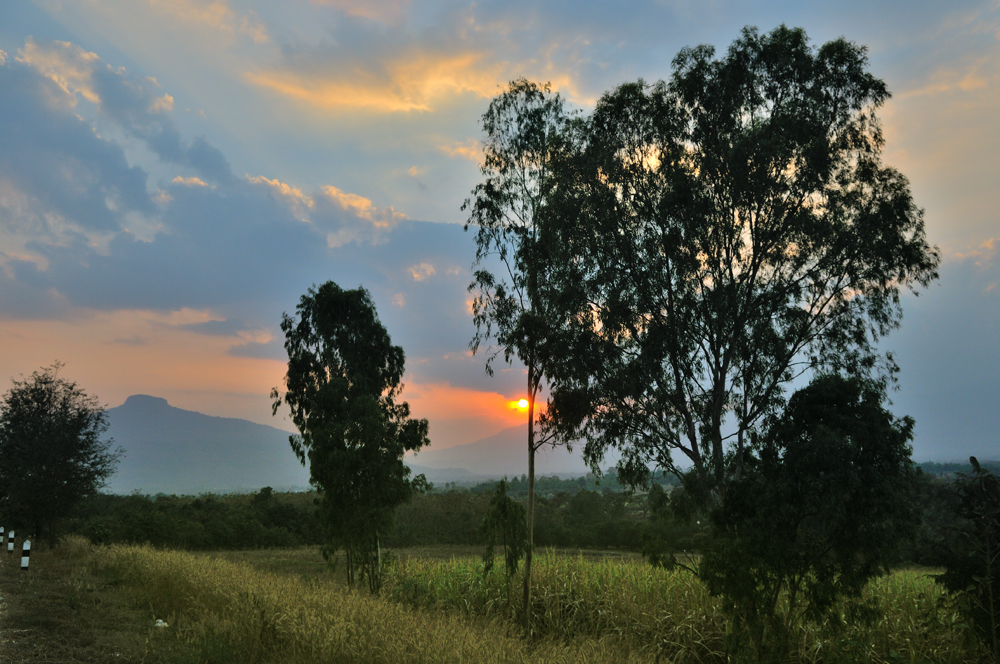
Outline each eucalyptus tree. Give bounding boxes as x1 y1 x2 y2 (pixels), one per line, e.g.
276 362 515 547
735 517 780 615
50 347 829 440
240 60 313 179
463 78 575 632
543 25 940 499
272 281 429 593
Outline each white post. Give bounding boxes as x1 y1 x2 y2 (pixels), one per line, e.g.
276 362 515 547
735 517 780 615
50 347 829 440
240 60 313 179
6 530 13 554
20 540 30 571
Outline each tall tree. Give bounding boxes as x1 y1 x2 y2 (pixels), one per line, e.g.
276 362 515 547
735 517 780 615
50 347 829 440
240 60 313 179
464 78 573 632
543 25 940 498
0 363 121 544
272 282 429 593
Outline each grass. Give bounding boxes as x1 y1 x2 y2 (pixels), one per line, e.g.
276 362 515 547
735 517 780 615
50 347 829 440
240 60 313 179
0 540 987 663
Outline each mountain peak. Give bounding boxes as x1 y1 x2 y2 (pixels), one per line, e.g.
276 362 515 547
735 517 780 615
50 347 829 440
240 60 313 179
121 394 171 409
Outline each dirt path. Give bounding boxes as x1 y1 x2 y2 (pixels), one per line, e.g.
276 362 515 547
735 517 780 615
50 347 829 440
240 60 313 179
0 544 159 663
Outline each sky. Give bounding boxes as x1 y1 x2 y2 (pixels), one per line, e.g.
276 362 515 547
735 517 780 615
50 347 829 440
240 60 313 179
0 0 997 462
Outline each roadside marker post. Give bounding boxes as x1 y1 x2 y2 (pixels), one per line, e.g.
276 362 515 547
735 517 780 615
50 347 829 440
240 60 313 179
20 540 29 571
6 530 13 554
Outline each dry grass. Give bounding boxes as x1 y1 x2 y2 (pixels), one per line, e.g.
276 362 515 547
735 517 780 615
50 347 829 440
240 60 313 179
0 540 987 664
88 544 650 664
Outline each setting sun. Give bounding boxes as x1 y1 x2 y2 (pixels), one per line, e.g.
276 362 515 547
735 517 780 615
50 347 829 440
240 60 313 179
518 399 528 409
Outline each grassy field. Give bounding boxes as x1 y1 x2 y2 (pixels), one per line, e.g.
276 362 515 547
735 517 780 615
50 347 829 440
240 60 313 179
0 540 986 663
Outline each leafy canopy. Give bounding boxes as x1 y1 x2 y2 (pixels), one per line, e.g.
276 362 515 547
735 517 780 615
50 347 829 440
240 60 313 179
541 25 940 490
0 363 121 543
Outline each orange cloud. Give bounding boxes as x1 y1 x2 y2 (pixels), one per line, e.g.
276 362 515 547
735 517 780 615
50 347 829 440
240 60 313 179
172 176 210 187
955 238 999 268
409 262 436 281
248 50 506 113
321 185 406 228
441 139 481 163
17 38 101 106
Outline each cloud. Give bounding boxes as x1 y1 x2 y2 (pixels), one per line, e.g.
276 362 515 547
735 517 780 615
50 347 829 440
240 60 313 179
245 2 604 114
409 262 436 281
146 0 269 44
17 38 236 186
309 0 411 24
0 43 438 328
0 54 155 247
248 49 507 113
955 238 999 268
440 139 481 162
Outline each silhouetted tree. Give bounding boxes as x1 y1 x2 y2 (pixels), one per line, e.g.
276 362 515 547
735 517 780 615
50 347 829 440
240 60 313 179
272 282 429 593
699 375 918 661
540 25 940 501
0 363 121 544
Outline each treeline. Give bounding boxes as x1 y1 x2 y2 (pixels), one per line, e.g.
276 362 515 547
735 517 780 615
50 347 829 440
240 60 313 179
60 463 993 560
71 488 323 550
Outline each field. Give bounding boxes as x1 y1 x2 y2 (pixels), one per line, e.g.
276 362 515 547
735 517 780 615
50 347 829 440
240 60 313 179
0 539 984 663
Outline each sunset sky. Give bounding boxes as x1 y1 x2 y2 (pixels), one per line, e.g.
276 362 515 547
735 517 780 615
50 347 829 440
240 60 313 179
0 0 997 461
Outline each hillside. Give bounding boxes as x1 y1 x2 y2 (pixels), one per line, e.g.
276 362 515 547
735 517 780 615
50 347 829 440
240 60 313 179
105 395 311 495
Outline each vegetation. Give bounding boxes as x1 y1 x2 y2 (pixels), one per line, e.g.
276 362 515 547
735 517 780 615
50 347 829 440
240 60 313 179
0 362 122 544
480 478 529 602
699 375 920 661
935 457 1000 662
5 538 987 663
272 281 429 592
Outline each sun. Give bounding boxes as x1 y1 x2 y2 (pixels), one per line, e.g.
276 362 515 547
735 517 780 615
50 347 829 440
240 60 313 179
518 399 529 409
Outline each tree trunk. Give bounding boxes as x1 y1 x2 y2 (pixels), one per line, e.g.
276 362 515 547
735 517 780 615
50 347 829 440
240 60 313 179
523 374 536 636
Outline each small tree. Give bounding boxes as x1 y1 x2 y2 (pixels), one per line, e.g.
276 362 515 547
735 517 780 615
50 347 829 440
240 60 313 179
699 375 918 661
480 478 528 607
0 363 122 544
272 282 429 593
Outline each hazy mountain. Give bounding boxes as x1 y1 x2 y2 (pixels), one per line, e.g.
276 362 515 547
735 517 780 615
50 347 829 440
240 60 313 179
105 395 311 495
408 425 596 479
102 396 599 494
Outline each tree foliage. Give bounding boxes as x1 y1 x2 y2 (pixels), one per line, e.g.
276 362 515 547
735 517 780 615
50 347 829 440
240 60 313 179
540 25 940 494
272 281 429 593
698 375 918 661
0 363 121 543
935 457 1000 662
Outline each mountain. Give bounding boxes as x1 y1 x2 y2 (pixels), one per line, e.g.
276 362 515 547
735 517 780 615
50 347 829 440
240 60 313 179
104 395 311 495
407 425 598 479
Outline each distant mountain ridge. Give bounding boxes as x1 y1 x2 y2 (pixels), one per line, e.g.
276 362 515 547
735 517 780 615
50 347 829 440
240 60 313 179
103 395 599 495
105 395 311 495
